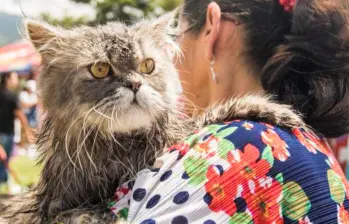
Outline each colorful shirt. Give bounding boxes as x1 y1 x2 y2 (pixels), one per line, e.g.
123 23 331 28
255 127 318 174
109 120 349 224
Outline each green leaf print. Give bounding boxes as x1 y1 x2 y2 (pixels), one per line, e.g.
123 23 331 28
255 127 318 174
282 181 311 220
328 169 346 204
183 156 209 186
215 127 238 139
207 124 226 134
276 173 284 185
118 208 129 220
261 146 274 167
184 134 201 148
230 212 253 224
218 139 235 159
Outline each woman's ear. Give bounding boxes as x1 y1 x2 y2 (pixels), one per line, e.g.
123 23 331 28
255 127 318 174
203 2 222 61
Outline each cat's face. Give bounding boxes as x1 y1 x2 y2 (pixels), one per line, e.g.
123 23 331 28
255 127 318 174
27 17 180 134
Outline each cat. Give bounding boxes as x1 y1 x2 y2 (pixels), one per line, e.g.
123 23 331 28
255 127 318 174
0 14 305 224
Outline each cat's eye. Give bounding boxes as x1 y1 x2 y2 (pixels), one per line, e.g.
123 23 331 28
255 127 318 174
90 62 110 79
140 58 155 74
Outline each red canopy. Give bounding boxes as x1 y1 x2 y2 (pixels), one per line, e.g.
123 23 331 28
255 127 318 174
0 40 41 73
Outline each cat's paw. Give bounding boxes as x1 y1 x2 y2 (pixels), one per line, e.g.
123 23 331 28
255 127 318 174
202 94 306 129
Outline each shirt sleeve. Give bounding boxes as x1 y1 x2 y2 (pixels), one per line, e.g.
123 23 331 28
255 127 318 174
109 120 349 224
12 93 20 110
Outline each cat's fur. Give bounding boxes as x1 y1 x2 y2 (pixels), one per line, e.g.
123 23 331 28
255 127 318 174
0 15 305 224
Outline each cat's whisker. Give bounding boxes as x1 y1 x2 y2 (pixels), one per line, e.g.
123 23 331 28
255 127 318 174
64 112 88 169
65 106 99 172
78 116 101 171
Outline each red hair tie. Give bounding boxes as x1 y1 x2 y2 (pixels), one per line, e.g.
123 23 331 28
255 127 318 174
279 0 296 12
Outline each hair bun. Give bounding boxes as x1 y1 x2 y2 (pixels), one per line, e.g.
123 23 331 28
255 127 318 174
261 0 349 138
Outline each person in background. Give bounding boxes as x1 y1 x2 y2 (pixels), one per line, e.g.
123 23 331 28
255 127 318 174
19 80 38 128
0 72 33 193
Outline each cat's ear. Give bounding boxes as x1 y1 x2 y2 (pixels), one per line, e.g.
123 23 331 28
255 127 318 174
151 11 181 60
25 20 61 49
151 10 180 35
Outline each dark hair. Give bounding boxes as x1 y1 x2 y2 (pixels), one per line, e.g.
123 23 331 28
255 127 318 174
0 72 11 91
183 0 349 137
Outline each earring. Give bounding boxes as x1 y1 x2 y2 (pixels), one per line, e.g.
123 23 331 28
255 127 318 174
210 56 218 83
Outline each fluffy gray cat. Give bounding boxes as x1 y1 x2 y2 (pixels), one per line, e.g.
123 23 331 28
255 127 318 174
0 14 305 224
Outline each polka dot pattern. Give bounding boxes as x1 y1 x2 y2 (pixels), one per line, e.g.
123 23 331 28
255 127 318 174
182 171 190 179
203 220 216 224
177 154 184 160
151 168 160 175
172 216 188 224
133 188 146 202
204 193 212 205
173 191 189 205
215 165 224 175
140 219 156 224
146 194 161 209
159 170 171 181
235 197 247 212
128 180 135 189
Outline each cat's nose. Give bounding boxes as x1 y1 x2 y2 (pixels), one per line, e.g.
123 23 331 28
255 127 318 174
127 81 142 93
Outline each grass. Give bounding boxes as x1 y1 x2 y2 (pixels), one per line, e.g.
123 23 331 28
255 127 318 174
0 155 41 194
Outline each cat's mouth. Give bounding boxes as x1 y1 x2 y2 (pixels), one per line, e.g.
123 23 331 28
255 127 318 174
132 97 138 104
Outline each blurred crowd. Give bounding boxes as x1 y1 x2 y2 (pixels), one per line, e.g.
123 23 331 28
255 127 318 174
0 70 41 193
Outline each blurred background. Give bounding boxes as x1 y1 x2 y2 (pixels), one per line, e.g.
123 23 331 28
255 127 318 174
1 0 349 198
0 0 180 196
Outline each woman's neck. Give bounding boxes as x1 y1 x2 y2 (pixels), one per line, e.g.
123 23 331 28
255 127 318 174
209 58 263 105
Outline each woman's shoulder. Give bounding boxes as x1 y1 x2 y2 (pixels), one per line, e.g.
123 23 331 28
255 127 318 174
110 119 349 223
166 120 349 220
172 119 337 172
172 119 325 159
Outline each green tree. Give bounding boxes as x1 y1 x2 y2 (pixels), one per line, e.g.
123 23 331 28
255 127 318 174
72 0 181 24
41 0 181 27
41 13 89 28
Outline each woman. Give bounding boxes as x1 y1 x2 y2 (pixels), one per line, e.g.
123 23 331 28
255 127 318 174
108 0 349 223
0 72 33 192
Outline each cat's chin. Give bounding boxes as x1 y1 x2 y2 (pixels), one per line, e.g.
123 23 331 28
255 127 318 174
82 85 170 134
102 105 157 134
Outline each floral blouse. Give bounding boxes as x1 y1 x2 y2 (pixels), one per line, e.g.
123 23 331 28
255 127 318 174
108 120 349 224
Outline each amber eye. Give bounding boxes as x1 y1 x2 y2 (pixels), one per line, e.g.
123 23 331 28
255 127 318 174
140 58 155 74
89 62 110 79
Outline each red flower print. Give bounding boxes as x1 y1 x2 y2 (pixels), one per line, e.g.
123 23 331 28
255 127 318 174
168 142 190 156
205 165 237 216
260 122 275 129
245 178 283 224
293 129 317 154
293 129 332 156
318 139 333 156
338 205 349 224
194 135 218 158
227 144 271 182
112 183 131 202
243 122 254 130
205 144 271 216
262 129 290 161
303 132 332 156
